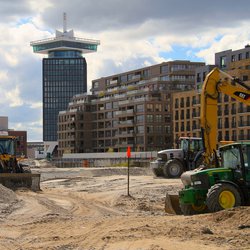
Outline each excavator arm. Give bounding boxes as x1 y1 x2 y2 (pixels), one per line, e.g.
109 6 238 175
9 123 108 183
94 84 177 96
200 67 250 167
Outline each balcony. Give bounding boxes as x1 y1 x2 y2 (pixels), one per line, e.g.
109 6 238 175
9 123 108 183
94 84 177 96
118 100 130 105
110 79 118 85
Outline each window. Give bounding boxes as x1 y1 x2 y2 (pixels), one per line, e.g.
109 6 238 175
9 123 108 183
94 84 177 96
221 146 241 169
146 115 154 122
203 72 206 81
136 115 144 123
160 75 169 81
196 73 201 82
220 56 227 68
93 81 99 88
155 104 162 112
136 136 144 144
137 104 144 112
155 115 162 122
175 110 179 120
231 55 236 62
146 104 153 112
175 99 179 108
155 126 162 133
105 102 112 110
148 136 154 144
147 126 154 133
137 126 144 134
143 69 150 78
243 75 248 81
165 125 171 133
160 65 168 73
238 53 242 60
120 75 127 83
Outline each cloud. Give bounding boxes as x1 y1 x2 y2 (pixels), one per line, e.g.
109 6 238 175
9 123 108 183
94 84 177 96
0 0 250 142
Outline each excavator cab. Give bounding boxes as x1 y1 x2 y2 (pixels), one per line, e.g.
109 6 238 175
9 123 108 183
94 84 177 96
0 135 40 191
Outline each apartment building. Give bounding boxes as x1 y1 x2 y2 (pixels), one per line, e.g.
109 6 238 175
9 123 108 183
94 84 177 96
172 90 201 146
57 60 204 155
215 44 250 70
58 94 94 156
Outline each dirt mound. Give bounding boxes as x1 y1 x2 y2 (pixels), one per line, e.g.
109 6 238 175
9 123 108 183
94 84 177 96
205 206 250 226
0 184 20 218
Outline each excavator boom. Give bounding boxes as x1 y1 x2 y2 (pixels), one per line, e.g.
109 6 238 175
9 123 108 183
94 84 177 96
200 68 250 167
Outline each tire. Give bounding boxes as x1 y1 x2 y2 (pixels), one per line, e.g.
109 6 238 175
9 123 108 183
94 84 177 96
163 159 184 178
180 203 207 215
152 168 163 177
206 183 241 212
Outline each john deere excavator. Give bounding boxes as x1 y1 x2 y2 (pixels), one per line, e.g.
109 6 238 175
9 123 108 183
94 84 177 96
165 67 250 215
0 134 40 191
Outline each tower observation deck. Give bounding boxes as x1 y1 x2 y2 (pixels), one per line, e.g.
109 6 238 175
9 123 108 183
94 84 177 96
30 14 100 156
30 12 100 56
30 30 100 55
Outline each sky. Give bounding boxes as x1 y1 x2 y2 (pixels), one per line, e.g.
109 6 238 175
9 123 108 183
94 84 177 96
1 0 250 141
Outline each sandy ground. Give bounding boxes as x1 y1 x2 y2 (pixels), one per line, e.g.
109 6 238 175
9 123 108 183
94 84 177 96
0 167 249 250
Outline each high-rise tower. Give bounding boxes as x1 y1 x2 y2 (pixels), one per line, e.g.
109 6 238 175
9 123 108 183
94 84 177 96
31 13 100 156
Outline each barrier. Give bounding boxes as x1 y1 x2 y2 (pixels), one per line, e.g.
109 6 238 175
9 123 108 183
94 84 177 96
83 160 89 168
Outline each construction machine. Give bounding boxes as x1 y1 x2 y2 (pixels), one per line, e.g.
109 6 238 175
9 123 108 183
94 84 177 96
0 134 40 191
150 137 203 178
165 67 250 215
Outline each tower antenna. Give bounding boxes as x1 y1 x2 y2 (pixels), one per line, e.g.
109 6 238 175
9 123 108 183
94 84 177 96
63 12 67 33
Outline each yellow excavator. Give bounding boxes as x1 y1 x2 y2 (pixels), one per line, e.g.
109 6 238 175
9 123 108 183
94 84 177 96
165 67 250 214
0 134 40 191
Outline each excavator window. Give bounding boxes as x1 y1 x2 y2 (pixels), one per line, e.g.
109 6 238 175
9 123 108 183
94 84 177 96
242 145 250 169
221 146 241 170
0 139 15 155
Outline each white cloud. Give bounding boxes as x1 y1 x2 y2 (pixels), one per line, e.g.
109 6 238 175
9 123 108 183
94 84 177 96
0 0 250 141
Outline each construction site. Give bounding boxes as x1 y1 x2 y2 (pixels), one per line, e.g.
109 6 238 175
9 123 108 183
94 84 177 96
0 66 249 249
0 160 249 250
0 11 249 250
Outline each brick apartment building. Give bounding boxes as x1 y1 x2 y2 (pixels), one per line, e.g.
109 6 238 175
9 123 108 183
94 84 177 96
58 60 204 155
58 45 250 156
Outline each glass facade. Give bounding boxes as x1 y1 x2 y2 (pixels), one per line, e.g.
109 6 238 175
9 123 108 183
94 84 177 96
43 56 87 141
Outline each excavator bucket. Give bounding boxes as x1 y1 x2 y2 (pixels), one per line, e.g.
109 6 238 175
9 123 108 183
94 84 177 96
0 173 41 191
165 193 182 215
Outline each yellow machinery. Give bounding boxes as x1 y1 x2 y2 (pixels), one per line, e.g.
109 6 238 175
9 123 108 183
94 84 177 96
200 67 249 167
165 67 250 214
0 135 40 191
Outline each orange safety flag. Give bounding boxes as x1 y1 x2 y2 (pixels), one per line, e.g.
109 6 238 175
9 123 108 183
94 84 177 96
127 146 131 158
